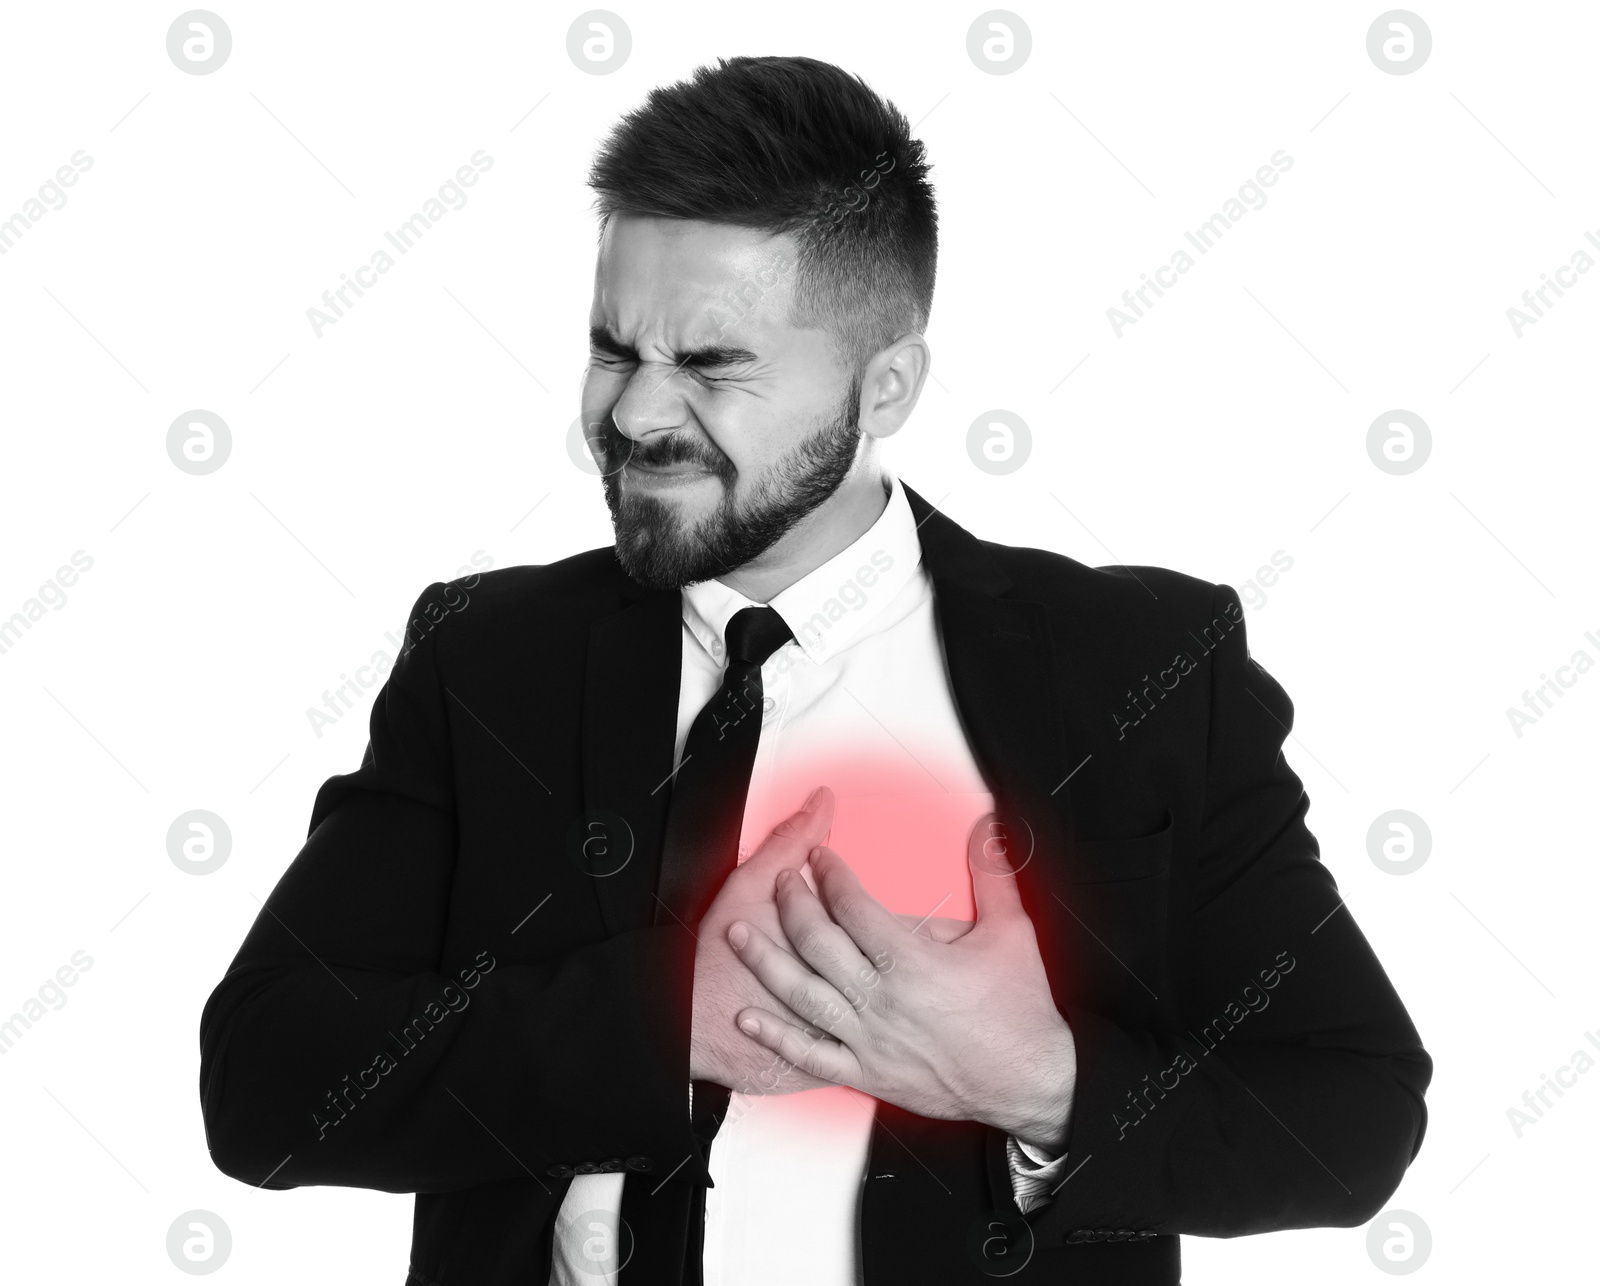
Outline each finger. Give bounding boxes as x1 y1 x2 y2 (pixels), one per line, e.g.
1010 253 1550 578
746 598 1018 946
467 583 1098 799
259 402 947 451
734 1006 861 1087
968 813 1026 923
731 1052 816 1097
894 912 976 944
808 846 902 959
727 919 859 1040
745 786 835 879
773 867 879 999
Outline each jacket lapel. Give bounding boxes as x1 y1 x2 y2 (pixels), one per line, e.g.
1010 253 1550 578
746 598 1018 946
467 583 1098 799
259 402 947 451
580 575 683 936
902 484 1076 913
895 485 1088 1227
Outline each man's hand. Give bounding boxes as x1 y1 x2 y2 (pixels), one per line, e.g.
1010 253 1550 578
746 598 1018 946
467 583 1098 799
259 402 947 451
724 813 1078 1152
688 788 839 1096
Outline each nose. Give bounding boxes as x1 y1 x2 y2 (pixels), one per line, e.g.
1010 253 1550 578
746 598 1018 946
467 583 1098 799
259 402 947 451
611 361 691 441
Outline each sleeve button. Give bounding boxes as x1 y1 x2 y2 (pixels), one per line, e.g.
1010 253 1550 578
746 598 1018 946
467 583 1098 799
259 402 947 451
626 1155 654 1172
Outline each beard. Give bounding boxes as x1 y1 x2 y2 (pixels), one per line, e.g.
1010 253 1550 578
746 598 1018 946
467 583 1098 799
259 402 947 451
597 383 862 591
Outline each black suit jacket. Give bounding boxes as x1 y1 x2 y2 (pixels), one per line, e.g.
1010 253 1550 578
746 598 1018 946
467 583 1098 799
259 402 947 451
199 485 1430 1284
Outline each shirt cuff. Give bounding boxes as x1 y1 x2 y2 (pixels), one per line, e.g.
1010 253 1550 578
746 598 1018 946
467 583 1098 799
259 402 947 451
1005 1134 1073 1214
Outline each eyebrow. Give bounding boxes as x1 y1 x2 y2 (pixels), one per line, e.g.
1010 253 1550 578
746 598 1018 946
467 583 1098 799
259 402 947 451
588 325 759 369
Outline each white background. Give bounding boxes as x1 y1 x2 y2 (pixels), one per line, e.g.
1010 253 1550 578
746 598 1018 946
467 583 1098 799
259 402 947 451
1 1 1595 1281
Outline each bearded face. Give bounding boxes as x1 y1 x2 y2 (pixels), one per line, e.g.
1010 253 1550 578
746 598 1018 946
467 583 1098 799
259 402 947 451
595 377 862 590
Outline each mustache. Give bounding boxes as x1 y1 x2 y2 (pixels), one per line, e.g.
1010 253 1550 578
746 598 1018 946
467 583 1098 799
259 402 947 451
594 415 734 479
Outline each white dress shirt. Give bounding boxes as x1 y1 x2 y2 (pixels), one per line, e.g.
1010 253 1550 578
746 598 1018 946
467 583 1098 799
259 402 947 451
549 474 1071 1285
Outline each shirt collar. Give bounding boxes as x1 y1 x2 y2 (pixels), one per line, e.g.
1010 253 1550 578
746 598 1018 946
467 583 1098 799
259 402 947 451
681 473 923 668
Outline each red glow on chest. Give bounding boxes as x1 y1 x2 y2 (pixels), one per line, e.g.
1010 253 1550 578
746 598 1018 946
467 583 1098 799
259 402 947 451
740 752 994 926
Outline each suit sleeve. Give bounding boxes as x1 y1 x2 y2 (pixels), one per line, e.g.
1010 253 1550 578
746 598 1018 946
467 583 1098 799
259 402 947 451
1029 582 1431 1239
198 581 701 1193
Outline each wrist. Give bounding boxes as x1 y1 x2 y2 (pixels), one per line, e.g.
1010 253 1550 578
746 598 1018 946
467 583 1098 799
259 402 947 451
989 1020 1077 1153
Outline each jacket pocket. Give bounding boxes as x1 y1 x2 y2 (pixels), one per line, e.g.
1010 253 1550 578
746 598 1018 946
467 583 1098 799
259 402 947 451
1053 811 1173 1016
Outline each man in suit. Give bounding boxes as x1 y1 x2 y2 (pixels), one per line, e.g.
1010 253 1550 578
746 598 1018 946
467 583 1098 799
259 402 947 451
199 55 1430 1285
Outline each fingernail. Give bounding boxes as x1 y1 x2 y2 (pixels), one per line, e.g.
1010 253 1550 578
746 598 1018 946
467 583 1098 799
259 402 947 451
739 1017 760 1035
804 787 824 811
728 923 749 949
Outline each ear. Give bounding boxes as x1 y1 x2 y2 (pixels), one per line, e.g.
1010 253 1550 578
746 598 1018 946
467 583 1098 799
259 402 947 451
858 333 931 442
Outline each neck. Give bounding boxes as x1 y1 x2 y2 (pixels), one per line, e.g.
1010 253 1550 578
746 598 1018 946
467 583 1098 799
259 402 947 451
717 464 889 603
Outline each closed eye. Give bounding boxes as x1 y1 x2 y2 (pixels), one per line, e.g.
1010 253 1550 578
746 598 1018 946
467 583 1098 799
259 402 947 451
590 354 745 384
588 326 758 379
685 360 742 380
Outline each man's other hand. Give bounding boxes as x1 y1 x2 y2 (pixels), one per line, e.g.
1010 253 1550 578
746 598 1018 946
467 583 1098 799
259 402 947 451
688 787 838 1095
724 813 1078 1152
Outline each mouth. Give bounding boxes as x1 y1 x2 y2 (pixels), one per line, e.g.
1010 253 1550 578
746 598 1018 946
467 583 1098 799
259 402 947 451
623 459 719 490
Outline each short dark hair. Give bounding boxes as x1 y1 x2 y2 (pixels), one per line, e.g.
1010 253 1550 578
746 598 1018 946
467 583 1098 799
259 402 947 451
587 55 937 376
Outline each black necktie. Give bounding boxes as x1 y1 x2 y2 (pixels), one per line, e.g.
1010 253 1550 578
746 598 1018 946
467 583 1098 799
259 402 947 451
624 605 794 1286
654 604 796 930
